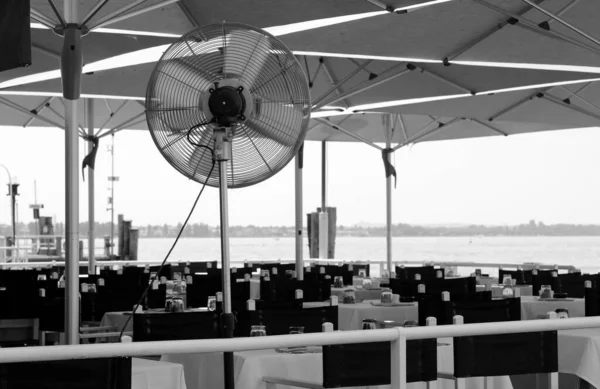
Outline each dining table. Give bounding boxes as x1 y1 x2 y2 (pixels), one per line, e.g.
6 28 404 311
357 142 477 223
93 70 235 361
132 357 187 389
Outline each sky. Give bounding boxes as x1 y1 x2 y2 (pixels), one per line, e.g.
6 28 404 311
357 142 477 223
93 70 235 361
0 124 599 227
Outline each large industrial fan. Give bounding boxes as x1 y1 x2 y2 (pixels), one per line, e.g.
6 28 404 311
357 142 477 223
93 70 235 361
145 23 311 389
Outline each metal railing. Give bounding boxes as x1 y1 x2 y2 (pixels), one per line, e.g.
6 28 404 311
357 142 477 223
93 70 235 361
0 258 578 279
0 316 599 389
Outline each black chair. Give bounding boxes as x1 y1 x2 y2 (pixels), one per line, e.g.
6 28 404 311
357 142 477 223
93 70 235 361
531 270 559 295
133 311 220 341
396 266 443 282
559 273 595 298
584 281 600 316
451 297 521 324
498 269 529 285
186 273 221 308
301 273 332 302
440 329 558 389
0 357 132 389
423 276 477 296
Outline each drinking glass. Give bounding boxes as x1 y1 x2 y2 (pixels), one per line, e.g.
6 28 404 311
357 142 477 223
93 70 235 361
333 276 344 288
289 326 304 334
207 296 217 311
362 319 377 330
250 325 267 337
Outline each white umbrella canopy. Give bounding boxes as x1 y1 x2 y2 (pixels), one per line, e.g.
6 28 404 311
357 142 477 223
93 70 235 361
0 93 145 135
6 52 600 122
29 0 404 36
306 110 586 144
356 78 600 129
280 0 600 71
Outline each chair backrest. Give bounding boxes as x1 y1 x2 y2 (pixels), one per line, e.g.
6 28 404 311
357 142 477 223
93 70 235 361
389 278 420 298
322 339 437 387
301 274 332 302
451 297 521 324
423 277 477 296
396 266 442 282
187 273 221 308
243 305 338 336
133 311 220 341
531 270 558 295
559 273 595 298
453 331 558 377
0 357 132 389
584 282 599 316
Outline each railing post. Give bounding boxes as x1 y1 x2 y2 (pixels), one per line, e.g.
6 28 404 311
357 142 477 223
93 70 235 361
391 327 407 389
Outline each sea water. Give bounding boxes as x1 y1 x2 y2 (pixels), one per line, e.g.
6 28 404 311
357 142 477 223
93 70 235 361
90 236 600 275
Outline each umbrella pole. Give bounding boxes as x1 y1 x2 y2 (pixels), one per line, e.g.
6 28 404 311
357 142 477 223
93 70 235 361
295 144 304 280
384 115 393 275
215 129 235 389
319 141 328 259
62 0 82 346
86 99 96 274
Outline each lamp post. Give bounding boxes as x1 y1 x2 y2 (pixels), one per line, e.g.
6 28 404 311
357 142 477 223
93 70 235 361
0 165 14 242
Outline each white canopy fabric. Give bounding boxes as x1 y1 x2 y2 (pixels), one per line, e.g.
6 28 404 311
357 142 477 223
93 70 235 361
281 0 600 71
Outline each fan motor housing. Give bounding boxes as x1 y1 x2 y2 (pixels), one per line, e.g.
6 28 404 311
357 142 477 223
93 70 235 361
208 85 246 126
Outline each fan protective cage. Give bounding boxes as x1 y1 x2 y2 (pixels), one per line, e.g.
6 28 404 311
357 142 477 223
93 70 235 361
146 22 311 188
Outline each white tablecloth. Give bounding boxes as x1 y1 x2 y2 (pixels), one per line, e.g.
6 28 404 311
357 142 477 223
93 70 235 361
335 300 419 331
133 357 187 389
520 296 585 320
558 328 600 389
163 341 512 389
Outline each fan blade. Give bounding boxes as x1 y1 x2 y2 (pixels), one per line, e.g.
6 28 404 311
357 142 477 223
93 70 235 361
224 30 270 89
243 117 295 148
151 58 215 132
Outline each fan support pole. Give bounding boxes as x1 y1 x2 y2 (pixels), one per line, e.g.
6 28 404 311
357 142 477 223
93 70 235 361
214 128 235 389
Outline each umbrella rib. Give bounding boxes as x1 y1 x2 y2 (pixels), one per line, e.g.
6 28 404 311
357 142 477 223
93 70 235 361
240 126 273 173
397 114 409 143
24 97 54 128
313 59 373 108
404 117 462 146
469 118 508 136
314 63 413 110
472 0 600 58
445 0 552 62
321 58 349 108
0 97 64 129
348 58 376 76
316 117 383 150
558 86 600 114
542 93 600 121
47 0 67 29
416 65 475 94
519 0 600 49
30 8 57 29
97 100 128 136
